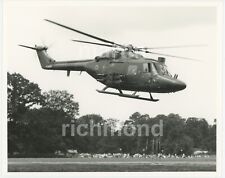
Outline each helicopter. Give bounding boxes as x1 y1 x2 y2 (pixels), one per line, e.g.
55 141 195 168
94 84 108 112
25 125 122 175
19 19 201 102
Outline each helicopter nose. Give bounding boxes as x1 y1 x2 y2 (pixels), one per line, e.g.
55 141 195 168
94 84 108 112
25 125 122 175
175 80 186 91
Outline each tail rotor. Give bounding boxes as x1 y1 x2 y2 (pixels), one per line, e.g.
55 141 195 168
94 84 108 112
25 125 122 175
19 44 55 69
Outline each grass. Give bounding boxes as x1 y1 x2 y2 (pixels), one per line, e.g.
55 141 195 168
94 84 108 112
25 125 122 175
8 156 216 172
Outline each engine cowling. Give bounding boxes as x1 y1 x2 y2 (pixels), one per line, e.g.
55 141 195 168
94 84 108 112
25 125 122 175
158 57 166 64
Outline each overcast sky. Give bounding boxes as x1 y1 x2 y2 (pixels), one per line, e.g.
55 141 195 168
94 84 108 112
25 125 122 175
5 1 220 124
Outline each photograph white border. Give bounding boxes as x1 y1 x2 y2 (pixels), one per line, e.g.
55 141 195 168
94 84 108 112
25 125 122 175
1 0 224 177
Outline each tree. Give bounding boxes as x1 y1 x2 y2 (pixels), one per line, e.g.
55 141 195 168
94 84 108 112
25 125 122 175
105 118 119 131
71 114 104 153
43 90 79 119
7 73 80 155
96 118 120 153
7 72 44 121
129 112 141 122
8 72 44 155
162 135 194 155
185 117 209 148
17 108 72 154
202 122 216 153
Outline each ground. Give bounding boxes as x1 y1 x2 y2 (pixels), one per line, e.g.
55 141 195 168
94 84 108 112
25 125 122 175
8 156 216 172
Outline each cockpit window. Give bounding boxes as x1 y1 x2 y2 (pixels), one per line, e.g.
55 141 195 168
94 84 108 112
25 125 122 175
101 50 121 59
122 51 143 59
98 50 143 60
161 65 169 75
153 63 172 77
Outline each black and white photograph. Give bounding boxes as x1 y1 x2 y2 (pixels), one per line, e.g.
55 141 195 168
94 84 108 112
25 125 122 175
1 0 224 177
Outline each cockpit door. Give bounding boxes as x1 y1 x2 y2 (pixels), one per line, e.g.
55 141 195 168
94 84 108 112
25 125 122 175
143 63 158 75
143 63 152 73
151 63 158 75
127 65 138 75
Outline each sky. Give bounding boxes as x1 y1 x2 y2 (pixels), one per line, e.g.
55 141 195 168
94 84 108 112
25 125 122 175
4 1 220 124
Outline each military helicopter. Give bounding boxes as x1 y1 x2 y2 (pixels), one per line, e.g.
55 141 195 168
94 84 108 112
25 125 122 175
19 19 200 102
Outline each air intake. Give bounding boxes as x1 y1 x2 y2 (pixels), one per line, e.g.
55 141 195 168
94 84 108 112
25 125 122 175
158 57 166 63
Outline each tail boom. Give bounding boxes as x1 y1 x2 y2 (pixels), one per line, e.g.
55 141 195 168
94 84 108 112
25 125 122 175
19 44 93 71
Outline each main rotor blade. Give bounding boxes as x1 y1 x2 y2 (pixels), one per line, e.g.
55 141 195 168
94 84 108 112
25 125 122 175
45 19 125 48
144 51 201 61
138 44 206 50
71 39 116 48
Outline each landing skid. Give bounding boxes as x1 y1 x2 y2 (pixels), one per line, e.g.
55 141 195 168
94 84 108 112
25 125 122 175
96 88 159 102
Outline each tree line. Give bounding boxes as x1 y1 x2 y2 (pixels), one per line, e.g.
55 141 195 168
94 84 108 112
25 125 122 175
7 72 216 157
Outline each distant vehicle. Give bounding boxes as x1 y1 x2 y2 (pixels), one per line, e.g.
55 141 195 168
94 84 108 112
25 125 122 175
193 150 209 155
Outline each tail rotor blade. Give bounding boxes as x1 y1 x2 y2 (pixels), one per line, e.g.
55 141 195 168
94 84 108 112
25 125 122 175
18 44 37 50
18 44 48 51
40 36 54 50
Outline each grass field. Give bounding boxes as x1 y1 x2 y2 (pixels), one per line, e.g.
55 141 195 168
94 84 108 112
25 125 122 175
8 156 216 172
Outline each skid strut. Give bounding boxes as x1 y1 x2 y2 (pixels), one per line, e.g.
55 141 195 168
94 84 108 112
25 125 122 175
96 87 159 102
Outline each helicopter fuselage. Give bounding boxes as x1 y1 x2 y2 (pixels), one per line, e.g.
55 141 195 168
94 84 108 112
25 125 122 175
33 47 186 94
85 57 186 93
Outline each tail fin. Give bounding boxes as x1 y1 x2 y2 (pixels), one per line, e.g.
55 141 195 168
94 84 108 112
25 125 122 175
19 44 55 69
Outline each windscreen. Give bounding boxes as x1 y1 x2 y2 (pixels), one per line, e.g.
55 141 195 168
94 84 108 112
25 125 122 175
153 63 172 77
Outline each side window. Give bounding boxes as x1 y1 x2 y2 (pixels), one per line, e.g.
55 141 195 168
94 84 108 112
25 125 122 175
114 51 121 59
143 63 152 73
143 63 148 72
128 65 138 75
